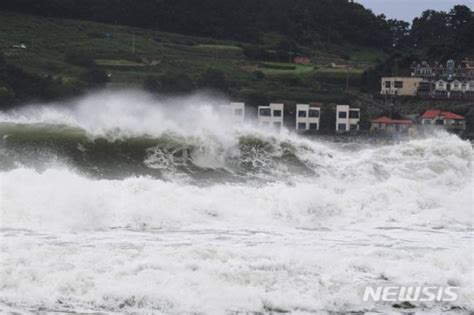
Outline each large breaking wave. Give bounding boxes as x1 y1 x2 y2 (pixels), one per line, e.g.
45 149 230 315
0 90 472 313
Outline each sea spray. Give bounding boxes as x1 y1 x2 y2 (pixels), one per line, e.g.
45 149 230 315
0 91 472 313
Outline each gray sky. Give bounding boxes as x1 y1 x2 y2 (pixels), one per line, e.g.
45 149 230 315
356 0 473 22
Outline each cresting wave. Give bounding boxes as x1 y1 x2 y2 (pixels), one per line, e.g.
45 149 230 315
0 91 473 313
0 90 472 231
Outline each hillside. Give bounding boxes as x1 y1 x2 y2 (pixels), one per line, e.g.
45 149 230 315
0 11 387 107
0 0 396 48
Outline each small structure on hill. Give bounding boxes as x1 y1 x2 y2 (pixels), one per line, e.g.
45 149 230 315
11 44 26 49
293 56 311 65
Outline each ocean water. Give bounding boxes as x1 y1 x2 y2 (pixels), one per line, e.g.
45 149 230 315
0 91 472 314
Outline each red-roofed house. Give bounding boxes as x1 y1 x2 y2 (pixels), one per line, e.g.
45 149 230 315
293 56 311 65
371 116 414 133
421 109 465 130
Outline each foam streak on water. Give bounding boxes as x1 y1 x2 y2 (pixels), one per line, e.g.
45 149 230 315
0 91 472 314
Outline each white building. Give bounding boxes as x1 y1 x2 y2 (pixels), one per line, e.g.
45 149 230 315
336 105 360 132
258 103 284 129
230 102 245 122
451 80 462 91
219 102 245 122
295 104 320 131
435 79 447 91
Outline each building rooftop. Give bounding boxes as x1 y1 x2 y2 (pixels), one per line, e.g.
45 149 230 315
421 109 464 120
372 116 413 125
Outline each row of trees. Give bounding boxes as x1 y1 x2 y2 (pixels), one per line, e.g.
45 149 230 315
143 68 229 94
391 5 473 53
0 0 405 48
0 53 110 108
2 1 472 53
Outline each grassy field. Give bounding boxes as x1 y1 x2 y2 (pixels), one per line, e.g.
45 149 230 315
0 11 387 104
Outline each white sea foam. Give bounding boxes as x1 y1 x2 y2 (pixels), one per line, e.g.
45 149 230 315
0 91 472 313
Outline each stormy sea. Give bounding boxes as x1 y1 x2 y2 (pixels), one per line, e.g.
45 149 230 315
0 91 472 314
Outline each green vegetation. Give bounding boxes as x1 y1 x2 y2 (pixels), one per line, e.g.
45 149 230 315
0 11 384 107
0 2 472 108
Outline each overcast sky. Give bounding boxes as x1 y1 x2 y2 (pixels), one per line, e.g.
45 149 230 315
356 0 473 22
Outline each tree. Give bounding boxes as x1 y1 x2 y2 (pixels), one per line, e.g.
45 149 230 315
82 69 109 88
448 5 474 51
143 75 159 92
387 19 410 48
410 10 451 47
198 68 228 91
65 50 96 68
158 71 194 93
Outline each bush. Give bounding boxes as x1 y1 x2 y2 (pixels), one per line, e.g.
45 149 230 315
0 64 78 104
82 69 109 88
252 71 265 80
65 50 96 68
260 63 295 70
243 45 272 61
340 53 351 61
158 71 194 93
143 75 159 92
198 68 228 91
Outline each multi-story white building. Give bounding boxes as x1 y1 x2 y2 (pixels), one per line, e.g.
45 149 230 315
258 103 284 129
336 105 360 132
295 104 320 131
229 102 245 122
434 79 448 98
219 102 245 123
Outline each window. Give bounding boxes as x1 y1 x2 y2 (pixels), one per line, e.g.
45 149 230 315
259 108 271 116
385 81 391 88
338 111 347 119
423 120 431 125
338 123 347 131
273 122 281 129
349 110 359 119
297 123 306 130
273 110 282 117
309 123 318 130
435 119 444 126
394 81 403 88
308 109 320 118
419 82 431 91
234 109 243 116
350 124 358 131
298 111 307 118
